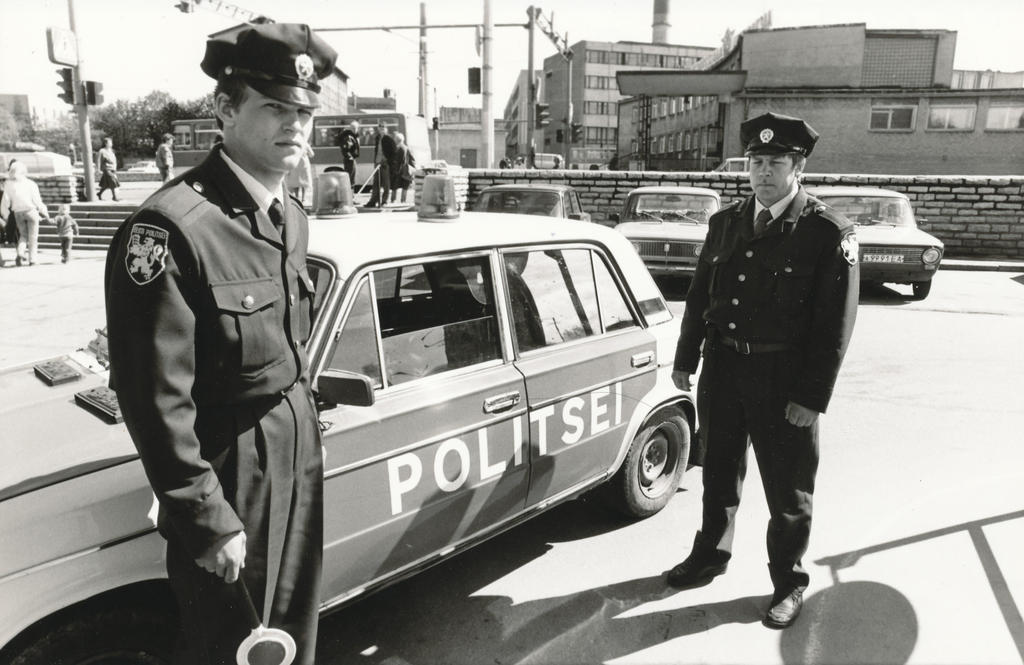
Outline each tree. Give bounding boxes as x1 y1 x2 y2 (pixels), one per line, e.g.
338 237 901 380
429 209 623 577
91 90 214 160
0 106 19 148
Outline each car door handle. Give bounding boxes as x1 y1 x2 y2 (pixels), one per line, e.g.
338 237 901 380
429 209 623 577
483 391 521 414
631 351 655 368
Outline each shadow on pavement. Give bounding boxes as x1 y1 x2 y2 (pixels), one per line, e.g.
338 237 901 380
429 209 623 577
814 509 1024 664
780 581 917 665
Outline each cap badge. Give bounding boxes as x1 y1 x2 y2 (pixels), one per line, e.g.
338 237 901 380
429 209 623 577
759 128 774 143
295 54 315 82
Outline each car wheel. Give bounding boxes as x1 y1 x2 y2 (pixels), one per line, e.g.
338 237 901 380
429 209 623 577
5 605 174 665
608 409 690 519
910 280 932 300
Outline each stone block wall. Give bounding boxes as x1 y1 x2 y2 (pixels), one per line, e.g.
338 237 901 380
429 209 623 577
465 169 1024 260
0 175 78 204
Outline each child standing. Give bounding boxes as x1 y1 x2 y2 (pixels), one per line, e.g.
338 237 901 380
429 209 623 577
53 204 79 263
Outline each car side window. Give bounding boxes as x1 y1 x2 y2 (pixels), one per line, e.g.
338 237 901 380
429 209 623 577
374 256 501 386
325 278 383 388
593 254 637 332
567 192 581 216
504 248 603 352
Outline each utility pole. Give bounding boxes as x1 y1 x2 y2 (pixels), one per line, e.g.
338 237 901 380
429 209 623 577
67 0 95 201
418 2 427 117
526 6 536 167
481 0 493 168
535 10 573 165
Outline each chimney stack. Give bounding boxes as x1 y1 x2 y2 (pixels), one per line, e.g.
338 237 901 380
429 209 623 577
652 0 670 44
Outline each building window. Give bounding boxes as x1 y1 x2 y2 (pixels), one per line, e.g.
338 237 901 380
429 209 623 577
927 103 976 131
585 101 614 115
985 104 1024 130
870 101 917 131
631 105 638 122
586 127 617 146
585 75 614 90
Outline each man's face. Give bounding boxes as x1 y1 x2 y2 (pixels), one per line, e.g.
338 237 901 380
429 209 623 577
218 85 314 181
748 153 801 207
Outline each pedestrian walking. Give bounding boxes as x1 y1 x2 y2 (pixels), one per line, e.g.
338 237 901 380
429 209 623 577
155 133 175 183
388 131 415 204
52 203 79 263
96 137 120 200
0 161 50 266
104 22 337 665
667 112 859 629
337 119 360 189
365 123 394 207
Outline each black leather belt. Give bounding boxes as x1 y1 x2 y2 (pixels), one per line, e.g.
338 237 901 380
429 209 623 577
714 332 793 355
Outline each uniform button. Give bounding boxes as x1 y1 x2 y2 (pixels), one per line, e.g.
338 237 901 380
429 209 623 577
289 294 296 306
241 295 255 309
784 266 793 273
728 322 737 330
738 274 746 282
731 298 739 305
745 250 753 258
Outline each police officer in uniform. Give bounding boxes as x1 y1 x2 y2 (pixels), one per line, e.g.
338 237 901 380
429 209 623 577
667 112 859 629
105 24 337 665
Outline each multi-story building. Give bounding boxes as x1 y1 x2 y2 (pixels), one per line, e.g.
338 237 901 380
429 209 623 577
436 106 506 168
541 39 714 168
616 24 1024 175
348 90 398 112
502 70 543 161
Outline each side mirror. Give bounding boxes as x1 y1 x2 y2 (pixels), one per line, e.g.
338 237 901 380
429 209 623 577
608 212 620 224
317 369 375 407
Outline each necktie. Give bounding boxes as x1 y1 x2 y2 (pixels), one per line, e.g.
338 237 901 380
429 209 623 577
754 208 772 236
268 199 285 233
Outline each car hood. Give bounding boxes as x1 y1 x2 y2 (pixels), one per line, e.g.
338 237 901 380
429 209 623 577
0 352 135 502
853 225 944 248
615 221 710 242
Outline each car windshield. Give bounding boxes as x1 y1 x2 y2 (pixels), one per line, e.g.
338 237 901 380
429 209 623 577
476 190 563 217
625 193 718 224
817 196 917 228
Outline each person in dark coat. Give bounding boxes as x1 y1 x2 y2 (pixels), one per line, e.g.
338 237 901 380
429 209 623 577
388 131 415 204
96 137 120 200
104 23 337 665
337 119 360 189
666 112 859 630
365 124 394 207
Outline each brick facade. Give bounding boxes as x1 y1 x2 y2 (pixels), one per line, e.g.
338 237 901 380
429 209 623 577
465 169 1024 260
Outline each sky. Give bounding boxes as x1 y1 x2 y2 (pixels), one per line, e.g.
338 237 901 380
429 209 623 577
2 0 1023 121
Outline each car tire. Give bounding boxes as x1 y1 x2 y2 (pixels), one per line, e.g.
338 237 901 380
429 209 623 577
910 280 932 300
608 409 690 519
5 604 174 665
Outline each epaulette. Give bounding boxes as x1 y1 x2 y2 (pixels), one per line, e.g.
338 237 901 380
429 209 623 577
805 196 854 232
141 180 215 230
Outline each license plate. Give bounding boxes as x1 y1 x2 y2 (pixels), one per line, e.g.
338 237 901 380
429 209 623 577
863 254 904 263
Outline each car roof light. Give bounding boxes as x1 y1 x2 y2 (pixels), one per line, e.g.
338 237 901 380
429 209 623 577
418 174 460 222
314 171 358 219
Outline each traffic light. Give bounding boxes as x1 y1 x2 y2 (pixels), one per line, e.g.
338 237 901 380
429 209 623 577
555 129 564 143
571 122 583 143
56 68 75 104
535 103 550 128
467 67 481 94
84 80 104 106
432 116 439 130
176 0 194 12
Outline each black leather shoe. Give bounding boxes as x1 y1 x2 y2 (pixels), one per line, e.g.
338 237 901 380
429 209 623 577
763 587 804 629
666 555 727 588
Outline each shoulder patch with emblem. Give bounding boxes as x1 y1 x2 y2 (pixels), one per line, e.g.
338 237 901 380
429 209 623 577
840 234 859 266
125 223 169 285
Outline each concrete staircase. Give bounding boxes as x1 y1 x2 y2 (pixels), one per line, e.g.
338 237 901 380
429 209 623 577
39 202 136 252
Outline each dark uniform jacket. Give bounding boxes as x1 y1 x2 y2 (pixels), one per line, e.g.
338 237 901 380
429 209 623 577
674 187 859 413
104 146 318 558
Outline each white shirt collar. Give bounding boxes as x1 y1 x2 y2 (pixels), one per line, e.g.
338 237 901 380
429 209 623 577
755 180 800 222
219 149 281 214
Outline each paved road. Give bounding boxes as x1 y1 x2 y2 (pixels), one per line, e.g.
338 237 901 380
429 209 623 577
2 258 1022 664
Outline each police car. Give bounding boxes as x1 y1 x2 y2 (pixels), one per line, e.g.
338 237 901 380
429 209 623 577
0 175 694 665
806 186 944 300
611 186 722 277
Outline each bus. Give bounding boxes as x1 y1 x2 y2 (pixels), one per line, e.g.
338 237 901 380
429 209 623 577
171 112 432 196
